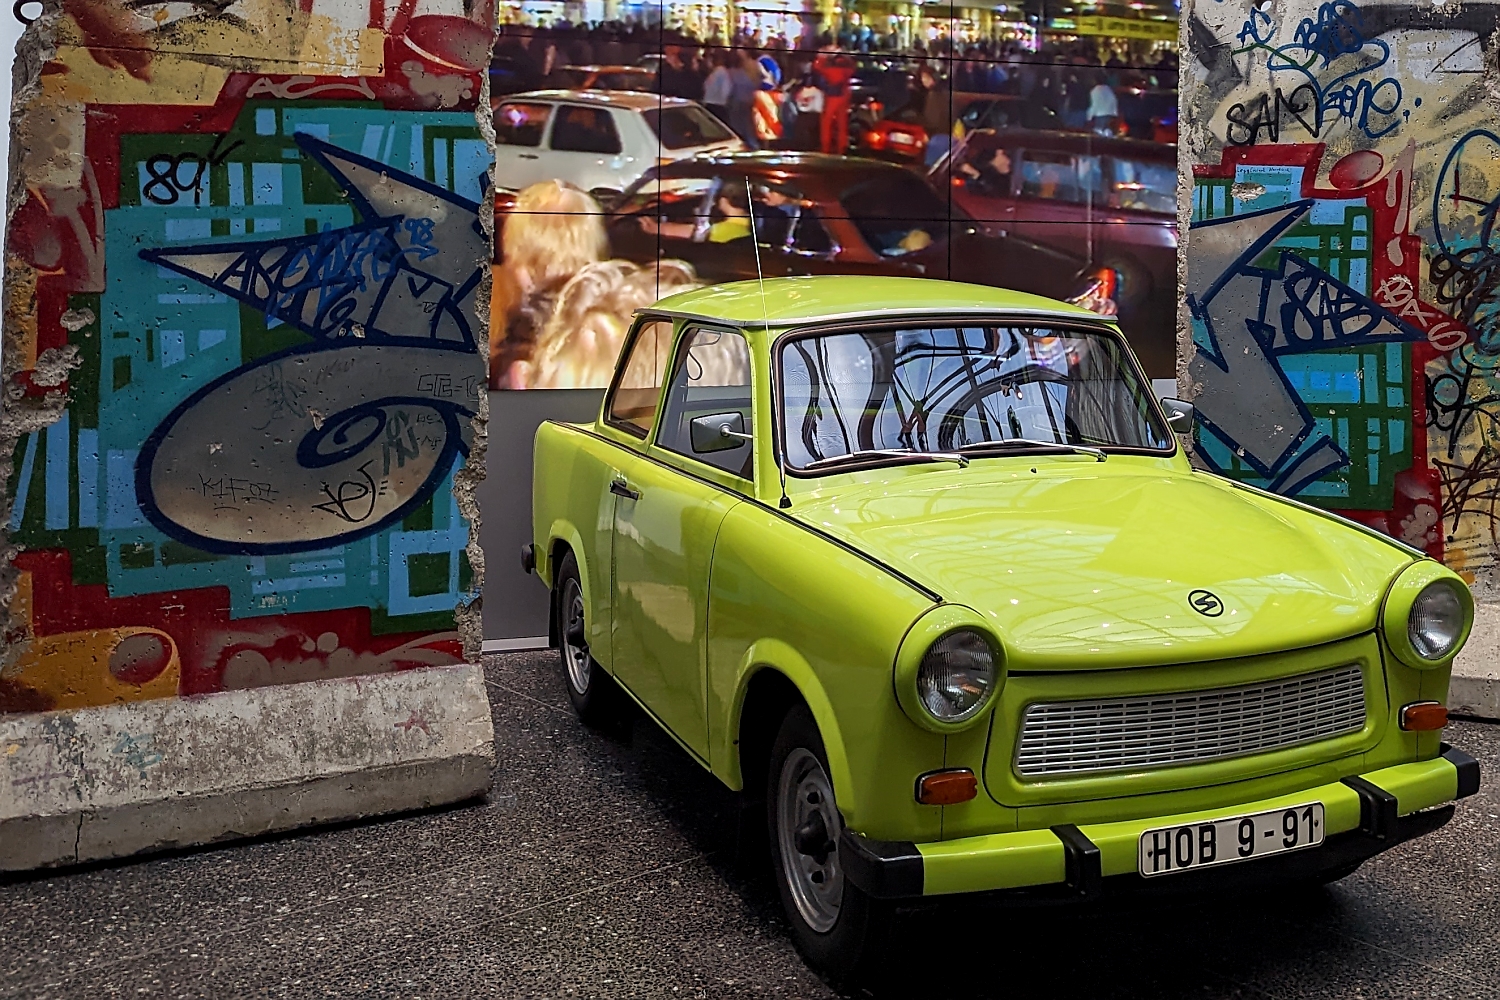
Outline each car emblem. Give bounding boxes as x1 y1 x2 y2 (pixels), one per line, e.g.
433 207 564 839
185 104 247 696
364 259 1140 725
1188 589 1224 617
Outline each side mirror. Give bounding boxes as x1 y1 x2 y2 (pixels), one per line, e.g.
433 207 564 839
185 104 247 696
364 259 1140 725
690 411 750 454
1160 397 1195 434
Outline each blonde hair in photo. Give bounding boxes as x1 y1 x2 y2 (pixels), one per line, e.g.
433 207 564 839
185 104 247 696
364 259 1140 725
524 260 700 389
502 181 608 288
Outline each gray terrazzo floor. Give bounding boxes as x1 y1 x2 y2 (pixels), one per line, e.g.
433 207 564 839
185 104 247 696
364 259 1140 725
2 651 1497 999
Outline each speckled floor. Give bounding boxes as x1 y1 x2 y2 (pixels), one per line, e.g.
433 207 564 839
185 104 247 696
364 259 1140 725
3 652 1498 999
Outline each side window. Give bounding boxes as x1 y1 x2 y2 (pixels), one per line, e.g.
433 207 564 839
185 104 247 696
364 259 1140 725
550 106 623 155
750 184 831 257
656 329 754 479
494 103 552 147
606 319 673 437
1019 152 1105 204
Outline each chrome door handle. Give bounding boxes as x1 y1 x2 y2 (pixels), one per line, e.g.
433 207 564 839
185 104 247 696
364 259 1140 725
609 479 639 501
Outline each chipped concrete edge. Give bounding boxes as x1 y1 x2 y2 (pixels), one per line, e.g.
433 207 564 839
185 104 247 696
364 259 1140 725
0 9 68 671
454 38 496 667
0 663 495 871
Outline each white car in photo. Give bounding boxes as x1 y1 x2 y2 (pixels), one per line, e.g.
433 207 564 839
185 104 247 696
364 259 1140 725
492 90 745 202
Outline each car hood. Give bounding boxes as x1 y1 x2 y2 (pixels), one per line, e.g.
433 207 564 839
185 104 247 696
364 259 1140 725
789 462 1416 670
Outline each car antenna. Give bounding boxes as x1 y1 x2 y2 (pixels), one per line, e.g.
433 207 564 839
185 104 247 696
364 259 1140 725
746 177 792 510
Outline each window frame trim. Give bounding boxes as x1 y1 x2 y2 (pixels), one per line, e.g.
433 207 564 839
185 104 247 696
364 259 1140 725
602 314 676 440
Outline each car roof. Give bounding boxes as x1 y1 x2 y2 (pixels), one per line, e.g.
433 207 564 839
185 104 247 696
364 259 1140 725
647 275 1107 328
502 89 690 110
659 151 910 176
557 64 653 74
967 128 1175 157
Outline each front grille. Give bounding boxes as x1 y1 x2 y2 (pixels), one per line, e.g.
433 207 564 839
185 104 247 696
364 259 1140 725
1014 665 1366 778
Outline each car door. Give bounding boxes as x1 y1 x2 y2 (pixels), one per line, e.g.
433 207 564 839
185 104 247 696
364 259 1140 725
945 134 1019 238
610 325 752 760
543 103 627 195
1009 146 1105 260
492 101 554 191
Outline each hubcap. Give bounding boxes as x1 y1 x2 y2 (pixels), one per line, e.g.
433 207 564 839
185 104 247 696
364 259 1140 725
561 579 590 696
777 747 843 932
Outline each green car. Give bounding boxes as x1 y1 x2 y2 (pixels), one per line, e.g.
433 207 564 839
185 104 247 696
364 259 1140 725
525 275 1480 978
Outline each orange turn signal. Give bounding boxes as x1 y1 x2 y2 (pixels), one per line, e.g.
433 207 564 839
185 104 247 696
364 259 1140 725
1399 701 1449 731
915 768 978 806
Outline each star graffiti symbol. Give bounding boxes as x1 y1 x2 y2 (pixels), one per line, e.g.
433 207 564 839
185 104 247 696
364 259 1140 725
139 133 486 350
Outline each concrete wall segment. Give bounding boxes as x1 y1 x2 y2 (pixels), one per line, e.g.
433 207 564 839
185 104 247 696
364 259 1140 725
1181 0 1500 606
0 1 497 866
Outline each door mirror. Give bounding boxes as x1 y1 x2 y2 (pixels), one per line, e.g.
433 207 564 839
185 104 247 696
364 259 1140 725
689 411 750 454
1160 397 1195 434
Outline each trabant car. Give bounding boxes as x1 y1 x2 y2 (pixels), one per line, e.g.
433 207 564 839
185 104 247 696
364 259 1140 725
525 275 1480 979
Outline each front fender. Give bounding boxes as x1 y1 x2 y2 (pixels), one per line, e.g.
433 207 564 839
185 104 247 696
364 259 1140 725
725 638 855 816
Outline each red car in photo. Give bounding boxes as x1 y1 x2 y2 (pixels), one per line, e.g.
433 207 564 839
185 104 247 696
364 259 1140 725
930 128 1178 375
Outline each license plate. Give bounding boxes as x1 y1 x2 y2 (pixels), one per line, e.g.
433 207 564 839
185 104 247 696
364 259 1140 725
890 132 914 144
1138 802 1324 877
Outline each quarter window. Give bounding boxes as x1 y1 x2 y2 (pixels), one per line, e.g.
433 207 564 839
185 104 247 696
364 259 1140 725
606 319 673 437
550 106 623 155
656 329 754 479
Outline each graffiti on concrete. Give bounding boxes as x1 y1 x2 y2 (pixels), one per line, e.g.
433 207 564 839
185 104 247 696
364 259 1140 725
1 0 492 713
137 134 484 554
1184 0 1500 587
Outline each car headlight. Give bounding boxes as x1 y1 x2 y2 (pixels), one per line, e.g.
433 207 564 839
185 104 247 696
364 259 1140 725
1382 563 1473 669
916 630 997 723
1409 580 1465 660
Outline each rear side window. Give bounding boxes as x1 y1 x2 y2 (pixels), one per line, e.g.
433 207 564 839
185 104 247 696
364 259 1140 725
550 106 622 155
644 106 735 150
606 319 673 437
656 329 754 479
495 103 551 147
1108 157 1176 214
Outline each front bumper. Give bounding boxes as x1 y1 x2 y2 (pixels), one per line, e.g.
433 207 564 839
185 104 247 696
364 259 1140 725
841 744 1480 901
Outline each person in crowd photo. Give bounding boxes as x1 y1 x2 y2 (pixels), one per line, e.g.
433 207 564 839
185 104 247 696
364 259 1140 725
813 42 854 154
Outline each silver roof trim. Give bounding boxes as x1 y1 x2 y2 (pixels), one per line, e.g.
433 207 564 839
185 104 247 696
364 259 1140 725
634 304 1117 329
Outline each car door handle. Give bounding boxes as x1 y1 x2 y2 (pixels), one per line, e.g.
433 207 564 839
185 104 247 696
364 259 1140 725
518 153 539 159
610 479 640 501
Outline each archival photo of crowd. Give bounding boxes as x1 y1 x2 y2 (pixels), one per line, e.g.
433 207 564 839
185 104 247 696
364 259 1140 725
486 3 1181 389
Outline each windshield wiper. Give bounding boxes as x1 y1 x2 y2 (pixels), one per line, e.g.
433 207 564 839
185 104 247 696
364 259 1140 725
803 448 969 472
957 439 1108 462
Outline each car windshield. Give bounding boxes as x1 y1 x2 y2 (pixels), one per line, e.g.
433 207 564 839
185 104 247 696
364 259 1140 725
837 174 949 257
778 325 1170 471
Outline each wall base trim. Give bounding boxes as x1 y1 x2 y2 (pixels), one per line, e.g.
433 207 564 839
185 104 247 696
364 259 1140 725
482 637 550 653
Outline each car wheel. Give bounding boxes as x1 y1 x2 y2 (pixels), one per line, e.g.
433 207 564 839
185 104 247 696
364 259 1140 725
555 551 619 725
766 704 895 982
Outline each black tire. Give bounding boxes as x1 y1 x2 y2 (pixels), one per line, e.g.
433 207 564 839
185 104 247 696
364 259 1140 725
554 551 620 726
766 704 896 983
